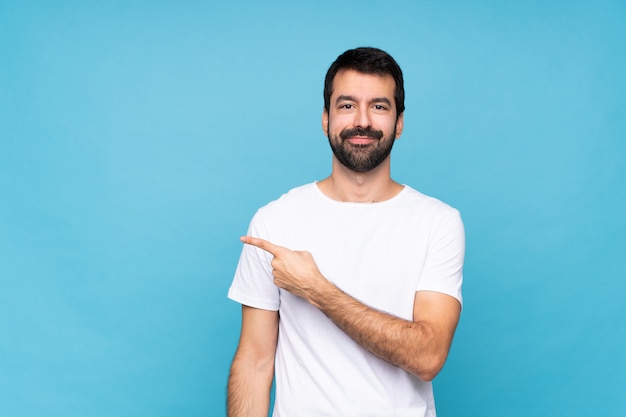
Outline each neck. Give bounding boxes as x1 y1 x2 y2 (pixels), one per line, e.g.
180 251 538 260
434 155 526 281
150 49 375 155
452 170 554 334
317 157 403 203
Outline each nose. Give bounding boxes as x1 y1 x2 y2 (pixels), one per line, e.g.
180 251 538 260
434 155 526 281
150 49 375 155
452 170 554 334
354 107 371 128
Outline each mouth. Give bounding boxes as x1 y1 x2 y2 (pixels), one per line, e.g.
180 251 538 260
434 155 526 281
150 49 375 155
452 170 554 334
340 127 383 145
345 136 376 145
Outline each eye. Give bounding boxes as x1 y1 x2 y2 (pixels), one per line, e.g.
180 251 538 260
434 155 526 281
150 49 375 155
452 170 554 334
373 104 389 111
340 103 354 110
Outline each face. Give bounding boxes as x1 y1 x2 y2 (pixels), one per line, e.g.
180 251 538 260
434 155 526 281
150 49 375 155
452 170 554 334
323 69 404 173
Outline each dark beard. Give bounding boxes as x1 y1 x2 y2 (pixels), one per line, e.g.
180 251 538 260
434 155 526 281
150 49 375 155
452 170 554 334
328 126 396 173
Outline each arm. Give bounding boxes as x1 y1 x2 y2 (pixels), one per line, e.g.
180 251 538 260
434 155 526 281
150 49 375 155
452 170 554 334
240 236 460 382
310 284 460 381
227 305 279 417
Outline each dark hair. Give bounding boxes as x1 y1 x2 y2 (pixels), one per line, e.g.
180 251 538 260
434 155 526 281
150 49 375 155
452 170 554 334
323 47 405 116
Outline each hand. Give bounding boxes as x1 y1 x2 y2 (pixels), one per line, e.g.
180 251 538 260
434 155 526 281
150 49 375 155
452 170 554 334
241 236 328 301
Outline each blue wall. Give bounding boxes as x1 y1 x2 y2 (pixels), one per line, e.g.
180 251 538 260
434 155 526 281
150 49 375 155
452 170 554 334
1 1 624 416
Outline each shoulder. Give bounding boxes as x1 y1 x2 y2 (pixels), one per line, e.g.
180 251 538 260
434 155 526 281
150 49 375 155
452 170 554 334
399 185 461 219
259 183 317 211
250 183 318 223
245 183 320 242
396 186 464 240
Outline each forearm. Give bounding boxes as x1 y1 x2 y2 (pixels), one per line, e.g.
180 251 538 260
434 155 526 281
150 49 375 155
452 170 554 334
227 352 274 417
309 283 446 381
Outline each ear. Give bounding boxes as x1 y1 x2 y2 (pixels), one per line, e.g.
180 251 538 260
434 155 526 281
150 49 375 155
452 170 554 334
394 112 404 139
322 108 329 136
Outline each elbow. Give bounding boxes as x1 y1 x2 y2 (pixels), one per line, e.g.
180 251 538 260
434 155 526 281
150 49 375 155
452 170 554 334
411 353 448 382
416 368 439 382
407 323 453 382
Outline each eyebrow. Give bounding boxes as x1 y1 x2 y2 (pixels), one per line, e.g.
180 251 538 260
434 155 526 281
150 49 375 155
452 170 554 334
335 95 392 106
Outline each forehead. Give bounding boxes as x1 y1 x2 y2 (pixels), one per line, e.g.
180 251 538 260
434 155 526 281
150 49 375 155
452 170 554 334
331 70 396 101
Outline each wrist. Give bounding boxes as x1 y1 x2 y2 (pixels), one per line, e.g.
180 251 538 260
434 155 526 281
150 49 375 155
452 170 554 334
308 277 340 310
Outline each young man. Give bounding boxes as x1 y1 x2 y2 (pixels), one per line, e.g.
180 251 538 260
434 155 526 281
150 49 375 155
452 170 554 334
227 47 465 417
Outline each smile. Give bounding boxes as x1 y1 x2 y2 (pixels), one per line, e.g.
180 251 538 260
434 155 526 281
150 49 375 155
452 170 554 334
345 137 377 145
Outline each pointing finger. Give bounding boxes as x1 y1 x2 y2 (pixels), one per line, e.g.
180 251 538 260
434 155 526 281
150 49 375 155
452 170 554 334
240 236 284 256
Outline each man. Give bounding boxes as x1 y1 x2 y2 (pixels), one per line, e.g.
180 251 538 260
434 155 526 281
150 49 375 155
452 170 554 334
227 47 465 417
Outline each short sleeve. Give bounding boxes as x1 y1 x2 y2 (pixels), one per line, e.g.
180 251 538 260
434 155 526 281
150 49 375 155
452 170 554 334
415 209 465 307
227 212 280 311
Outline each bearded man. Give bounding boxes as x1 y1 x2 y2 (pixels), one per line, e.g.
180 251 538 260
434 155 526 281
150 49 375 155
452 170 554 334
227 47 465 417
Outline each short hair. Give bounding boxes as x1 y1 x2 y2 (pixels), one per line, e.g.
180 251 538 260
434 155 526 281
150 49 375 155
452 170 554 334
323 47 405 117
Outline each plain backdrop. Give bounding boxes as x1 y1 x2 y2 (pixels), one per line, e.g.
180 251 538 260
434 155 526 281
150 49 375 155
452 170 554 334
1 1 625 416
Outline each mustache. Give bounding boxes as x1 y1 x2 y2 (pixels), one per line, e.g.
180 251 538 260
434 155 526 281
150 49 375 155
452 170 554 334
339 127 384 141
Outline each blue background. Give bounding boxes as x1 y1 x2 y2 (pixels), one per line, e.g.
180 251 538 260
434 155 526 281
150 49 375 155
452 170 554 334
1 1 625 416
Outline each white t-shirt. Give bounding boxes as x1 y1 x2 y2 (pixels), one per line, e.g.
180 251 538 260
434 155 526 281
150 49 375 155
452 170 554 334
229 183 465 417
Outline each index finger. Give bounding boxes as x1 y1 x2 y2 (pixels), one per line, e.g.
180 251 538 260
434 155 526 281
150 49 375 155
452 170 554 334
240 236 285 256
